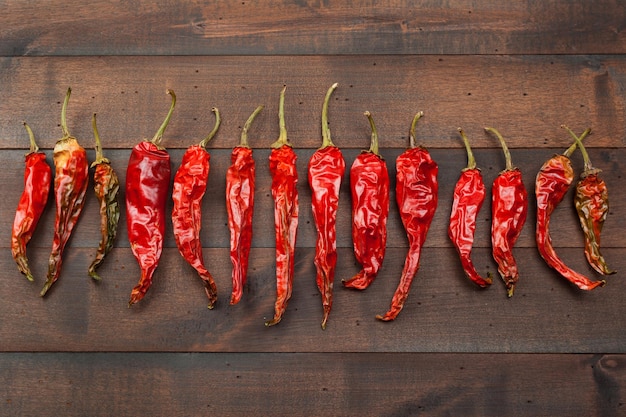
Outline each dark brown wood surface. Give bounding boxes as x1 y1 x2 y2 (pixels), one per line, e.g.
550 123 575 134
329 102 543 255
1 1 625 416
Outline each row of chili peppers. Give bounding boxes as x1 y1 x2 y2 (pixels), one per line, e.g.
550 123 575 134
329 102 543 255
11 85 614 328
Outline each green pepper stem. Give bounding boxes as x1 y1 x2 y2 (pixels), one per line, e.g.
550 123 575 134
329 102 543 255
151 89 176 147
23 121 39 154
92 113 104 162
60 87 72 139
562 125 593 170
457 128 476 170
240 105 264 148
271 86 290 149
485 127 513 171
199 107 221 148
364 111 380 156
320 82 338 149
409 111 424 149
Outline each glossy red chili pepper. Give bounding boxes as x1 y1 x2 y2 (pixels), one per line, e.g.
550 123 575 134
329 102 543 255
227 105 263 306
88 113 120 281
172 108 221 309
308 83 345 329
485 127 528 297
377 112 438 321
563 126 615 275
126 89 176 306
448 128 492 288
342 111 390 290
266 86 299 327
11 122 52 282
41 88 90 296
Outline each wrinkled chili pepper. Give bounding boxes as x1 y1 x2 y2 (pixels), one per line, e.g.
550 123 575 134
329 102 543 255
266 86 299 327
376 112 438 321
172 107 221 309
563 125 615 275
41 88 90 297
485 127 528 297
534 127 605 290
88 113 120 281
227 105 263 306
342 111 390 290
308 83 345 329
448 128 492 288
126 89 176 306
11 122 52 282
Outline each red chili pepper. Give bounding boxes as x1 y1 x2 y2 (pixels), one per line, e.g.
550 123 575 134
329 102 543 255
126 89 176 306
11 122 52 282
448 128 492 288
172 108 221 309
227 105 263 305
563 126 615 275
41 88 90 297
377 112 438 322
485 127 528 297
266 86 299 327
88 113 120 281
308 83 345 329
342 111 390 290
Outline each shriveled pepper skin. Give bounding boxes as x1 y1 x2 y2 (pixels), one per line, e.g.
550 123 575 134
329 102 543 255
126 141 171 305
575 172 614 275
377 144 438 321
536 154 605 290
11 124 51 282
172 145 217 308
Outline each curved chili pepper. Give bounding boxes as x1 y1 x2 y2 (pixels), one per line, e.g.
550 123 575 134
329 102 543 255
172 108 221 309
41 88 90 297
266 86 299 327
127 89 176 306
11 122 52 282
563 125 615 275
377 112 438 321
308 83 345 329
88 113 120 281
227 105 263 305
342 111 390 290
485 127 528 298
448 128 492 288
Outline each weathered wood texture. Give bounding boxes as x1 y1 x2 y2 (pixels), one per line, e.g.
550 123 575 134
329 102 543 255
1 1 625 415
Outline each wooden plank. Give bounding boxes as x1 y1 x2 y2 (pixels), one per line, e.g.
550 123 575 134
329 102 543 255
1 1 625 56
1 246 623 352
0 352 623 416
0 55 624 150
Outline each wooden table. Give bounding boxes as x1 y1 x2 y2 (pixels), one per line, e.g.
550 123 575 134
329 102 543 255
1 1 624 415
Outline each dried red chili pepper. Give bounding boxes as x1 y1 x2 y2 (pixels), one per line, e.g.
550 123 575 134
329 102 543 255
308 83 345 329
127 89 176 306
485 127 528 297
88 113 120 281
266 86 299 327
11 122 52 282
227 105 263 305
448 128 492 288
172 107 221 309
563 126 615 275
342 111 390 290
376 112 438 322
41 88 90 296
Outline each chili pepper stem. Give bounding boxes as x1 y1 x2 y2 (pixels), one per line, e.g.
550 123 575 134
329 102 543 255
91 113 109 167
364 111 381 156
23 122 39 154
150 89 176 148
457 128 477 170
199 108 221 148
240 105 264 148
271 86 290 149
60 87 72 139
409 111 424 149
320 83 338 149
562 127 591 158
562 125 595 172
485 127 513 171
